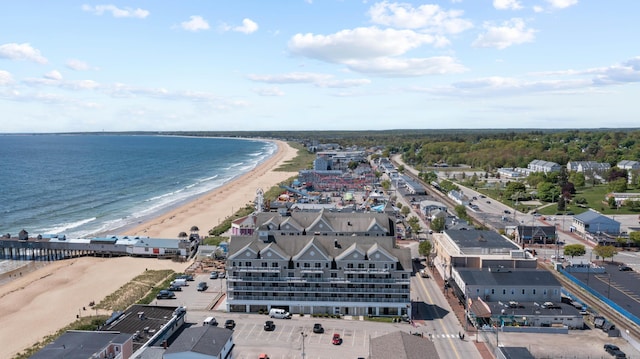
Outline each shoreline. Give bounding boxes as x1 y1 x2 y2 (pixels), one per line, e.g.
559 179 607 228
123 139 298 238
0 139 299 358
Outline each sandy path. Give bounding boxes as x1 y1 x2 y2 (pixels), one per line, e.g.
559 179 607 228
0 139 298 358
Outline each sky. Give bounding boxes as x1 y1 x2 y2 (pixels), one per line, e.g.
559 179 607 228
1 1 639 132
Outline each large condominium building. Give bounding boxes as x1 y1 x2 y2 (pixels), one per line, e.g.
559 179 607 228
226 211 412 317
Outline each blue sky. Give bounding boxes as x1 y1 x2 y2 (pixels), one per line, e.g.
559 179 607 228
1 0 639 132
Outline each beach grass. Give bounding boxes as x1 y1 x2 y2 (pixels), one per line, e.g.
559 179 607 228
95 269 176 310
274 141 314 172
12 315 110 359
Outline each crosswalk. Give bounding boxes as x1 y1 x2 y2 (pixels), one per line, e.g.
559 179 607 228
410 332 462 340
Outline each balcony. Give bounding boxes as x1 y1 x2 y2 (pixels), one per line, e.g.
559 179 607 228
228 286 408 294
227 295 409 303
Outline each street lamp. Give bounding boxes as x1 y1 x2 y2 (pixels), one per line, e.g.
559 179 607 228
301 331 307 358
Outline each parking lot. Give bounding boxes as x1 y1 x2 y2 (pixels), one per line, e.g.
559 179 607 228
186 313 409 359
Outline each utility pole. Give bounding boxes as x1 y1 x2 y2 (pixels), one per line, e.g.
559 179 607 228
301 331 307 358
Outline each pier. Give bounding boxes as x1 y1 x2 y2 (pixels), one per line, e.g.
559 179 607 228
0 231 197 262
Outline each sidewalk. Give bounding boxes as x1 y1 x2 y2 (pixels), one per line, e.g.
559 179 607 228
431 266 495 359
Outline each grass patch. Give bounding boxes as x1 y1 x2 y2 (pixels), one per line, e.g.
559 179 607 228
365 316 396 323
274 141 314 172
96 269 176 310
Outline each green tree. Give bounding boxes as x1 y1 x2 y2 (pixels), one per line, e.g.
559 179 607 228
608 177 627 192
563 244 586 258
381 179 391 191
557 196 566 212
431 217 445 233
397 164 405 173
630 232 640 247
407 216 421 234
400 205 411 217
418 239 432 258
504 181 527 201
569 172 586 187
616 237 628 248
537 182 558 202
593 245 618 262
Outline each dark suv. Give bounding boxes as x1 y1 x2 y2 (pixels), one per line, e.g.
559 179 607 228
604 344 626 358
224 319 236 330
156 290 175 299
197 282 208 291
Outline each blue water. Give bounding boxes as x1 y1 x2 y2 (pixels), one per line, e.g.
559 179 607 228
0 134 276 239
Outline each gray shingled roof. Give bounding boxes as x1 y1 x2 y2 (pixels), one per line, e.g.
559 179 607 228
30 331 132 359
370 331 439 359
229 235 412 271
164 326 232 356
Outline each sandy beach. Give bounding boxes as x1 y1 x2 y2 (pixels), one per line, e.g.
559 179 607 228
0 139 298 358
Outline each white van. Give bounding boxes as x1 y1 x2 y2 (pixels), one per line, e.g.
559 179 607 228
269 308 291 319
203 316 218 326
171 278 187 287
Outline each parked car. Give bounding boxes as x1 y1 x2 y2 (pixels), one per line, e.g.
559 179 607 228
177 274 194 281
486 200 491 204
604 344 620 354
197 282 208 291
264 320 275 331
156 290 175 299
332 333 342 345
313 323 324 334
219 271 226 279
203 316 218 326
225 319 236 330
619 265 633 272
167 284 182 291
419 269 430 278
209 271 219 279
503 210 511 214
258 354 270 359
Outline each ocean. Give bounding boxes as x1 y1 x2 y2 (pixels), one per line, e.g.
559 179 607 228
0 134 276 274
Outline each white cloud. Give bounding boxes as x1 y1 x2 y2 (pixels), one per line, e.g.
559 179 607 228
44 70 63 81
0 43 48 64
180 16 210 32
533 5 544 12
289 27 442 63
66 59 94 71
81 4 149 18
252 87 285 96
344 56 467 76
234 18 259 34
545 0 578 9
493 0 523 10
368 1 473 34
0 70 13 85
472 18 536 49
247 72 371 88
416 56 640 97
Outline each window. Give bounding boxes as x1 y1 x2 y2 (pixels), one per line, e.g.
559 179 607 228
522 289 525 295
347 263 354 269
271 262 279 267
502 289 506 295
245 261 251 267
262 262 268 267
304 263 310 268
491 289 495 294
358 263 365 269
369 263 375 269
533 289 536 295
331 272 337 278
315 263 322 268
